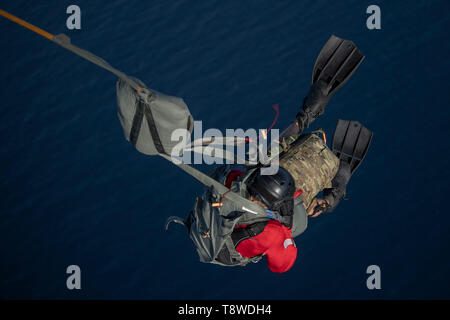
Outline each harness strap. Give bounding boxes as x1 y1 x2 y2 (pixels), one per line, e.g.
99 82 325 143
230 221 268 247
129 99 144 146
224 237 243 263
159 154 271 219
219 222 268 266
128 99 166 154
143 101 165 154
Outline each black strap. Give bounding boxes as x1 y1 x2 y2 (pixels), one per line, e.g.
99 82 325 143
214 221 268 266
143 100 165 154
129 98 166 154
186 115 192 131
231 221 268 248
129 99 144 146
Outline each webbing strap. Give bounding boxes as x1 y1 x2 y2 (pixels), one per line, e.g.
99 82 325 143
231 221 267 247
128 99 165 154
143 101 165 154
51 34 148 96
158 153 270 219
0 10 153 104
129 100 144 146
224 237 243 262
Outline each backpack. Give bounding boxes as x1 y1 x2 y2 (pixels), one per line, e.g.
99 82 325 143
166 164 308 266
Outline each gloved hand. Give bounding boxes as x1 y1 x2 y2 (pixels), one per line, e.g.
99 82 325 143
307 198 330 218
323 160 352 213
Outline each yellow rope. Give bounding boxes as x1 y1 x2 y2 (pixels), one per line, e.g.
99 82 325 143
0 9 54 40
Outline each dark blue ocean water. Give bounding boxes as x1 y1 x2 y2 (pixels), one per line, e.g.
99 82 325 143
1 0 450 299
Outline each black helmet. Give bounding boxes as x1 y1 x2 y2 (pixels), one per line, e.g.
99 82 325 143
248 166 296 209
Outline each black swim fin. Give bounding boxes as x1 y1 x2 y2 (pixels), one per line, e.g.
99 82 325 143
297 35 365 129
312 35 365 97
331 119 373 174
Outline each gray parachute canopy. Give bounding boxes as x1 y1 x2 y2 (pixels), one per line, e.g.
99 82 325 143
116 78 194 156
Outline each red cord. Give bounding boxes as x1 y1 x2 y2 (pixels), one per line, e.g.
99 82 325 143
267 104 279 134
